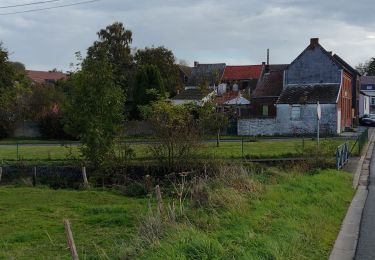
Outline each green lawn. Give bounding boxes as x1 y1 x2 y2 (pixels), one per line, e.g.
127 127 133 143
0 188 148 259
0 170 354 259
0 138 356 162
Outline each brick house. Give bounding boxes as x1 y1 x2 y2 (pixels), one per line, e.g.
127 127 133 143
238 38 358 136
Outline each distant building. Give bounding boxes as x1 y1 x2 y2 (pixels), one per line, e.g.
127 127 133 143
360 76 375 113
221 65 262 93
187 62 226 87
171 87 214 106
27 70 67 85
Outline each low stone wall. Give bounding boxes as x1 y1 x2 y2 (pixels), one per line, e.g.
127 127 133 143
238 118 277 136
12 121 41 138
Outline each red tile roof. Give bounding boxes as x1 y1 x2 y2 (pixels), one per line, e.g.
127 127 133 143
27 70 67 84
223 65 262 81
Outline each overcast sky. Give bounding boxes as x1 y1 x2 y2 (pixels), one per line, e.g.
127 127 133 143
0 0 374 71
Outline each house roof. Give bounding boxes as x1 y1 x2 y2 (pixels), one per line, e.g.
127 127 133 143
252 70 284 98
224 96 250 105
361 90 375 97
222 65 262 81
332 54 361 77
277 84 341 104
215 91 240 105
188 63 226 86
27 70 67 84
178 65 193 77
361 76 375 85
269 64 289 71
171 88 206 101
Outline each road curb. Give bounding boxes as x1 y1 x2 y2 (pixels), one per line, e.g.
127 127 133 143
330 129 375 260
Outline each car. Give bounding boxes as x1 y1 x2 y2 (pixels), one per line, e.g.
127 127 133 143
360 114 375 126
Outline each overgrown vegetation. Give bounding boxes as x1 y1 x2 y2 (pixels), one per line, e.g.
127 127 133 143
0 166 354 259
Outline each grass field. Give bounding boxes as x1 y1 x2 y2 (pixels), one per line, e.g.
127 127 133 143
0 188 148 259
0 170 354 259
0 138 357 162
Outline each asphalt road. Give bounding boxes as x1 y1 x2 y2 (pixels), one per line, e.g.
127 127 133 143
355 146 375 260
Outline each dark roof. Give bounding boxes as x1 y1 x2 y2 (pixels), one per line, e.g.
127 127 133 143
269 64 289 71
253 70 284 98
223 65 262 80
332 54 361 77
277 84 340 104
361 76 375 85
172 88 206 100
188 63 226 86
178 65 193 77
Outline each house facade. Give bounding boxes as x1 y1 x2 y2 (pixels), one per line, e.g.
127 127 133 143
277 38 353 134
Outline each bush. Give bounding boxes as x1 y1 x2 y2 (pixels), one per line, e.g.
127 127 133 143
39 112 72 140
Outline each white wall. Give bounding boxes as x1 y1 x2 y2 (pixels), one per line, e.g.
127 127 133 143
360 94 370 117
238 103 338 136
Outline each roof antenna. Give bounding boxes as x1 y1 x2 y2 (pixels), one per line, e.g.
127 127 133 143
267 49 270 65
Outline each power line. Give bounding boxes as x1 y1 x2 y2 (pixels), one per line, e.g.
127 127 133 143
0 0 101 15
0 0 64 9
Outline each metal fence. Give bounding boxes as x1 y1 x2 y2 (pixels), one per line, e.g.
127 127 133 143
337 129 370 170
336 142 349 170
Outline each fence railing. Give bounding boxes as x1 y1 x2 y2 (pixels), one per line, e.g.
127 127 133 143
336 142 349 170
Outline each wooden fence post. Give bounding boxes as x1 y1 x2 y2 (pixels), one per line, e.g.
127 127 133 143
64 219 79 260
82 166 89 189
155 185 164 215
33 166 37 187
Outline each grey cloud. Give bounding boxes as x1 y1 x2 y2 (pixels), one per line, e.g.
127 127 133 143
0 0 373 70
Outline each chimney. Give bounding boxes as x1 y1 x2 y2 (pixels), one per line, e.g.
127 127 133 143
265 64 270 73
310 38 319 47
194 61 199 67
267 49 270 65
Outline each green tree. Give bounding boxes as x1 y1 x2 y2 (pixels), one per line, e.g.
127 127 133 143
133 64 165 118
134 46 180 96
199 102 228 147
87 22 134 95
63 51 125 166
141 101 200 168
0 44 29 138
356 58 375 76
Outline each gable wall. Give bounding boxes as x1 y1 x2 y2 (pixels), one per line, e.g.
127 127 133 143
285 47 341 86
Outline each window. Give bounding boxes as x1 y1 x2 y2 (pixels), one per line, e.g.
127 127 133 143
291 105 301 120
371 98 375 105
262 105 269 116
